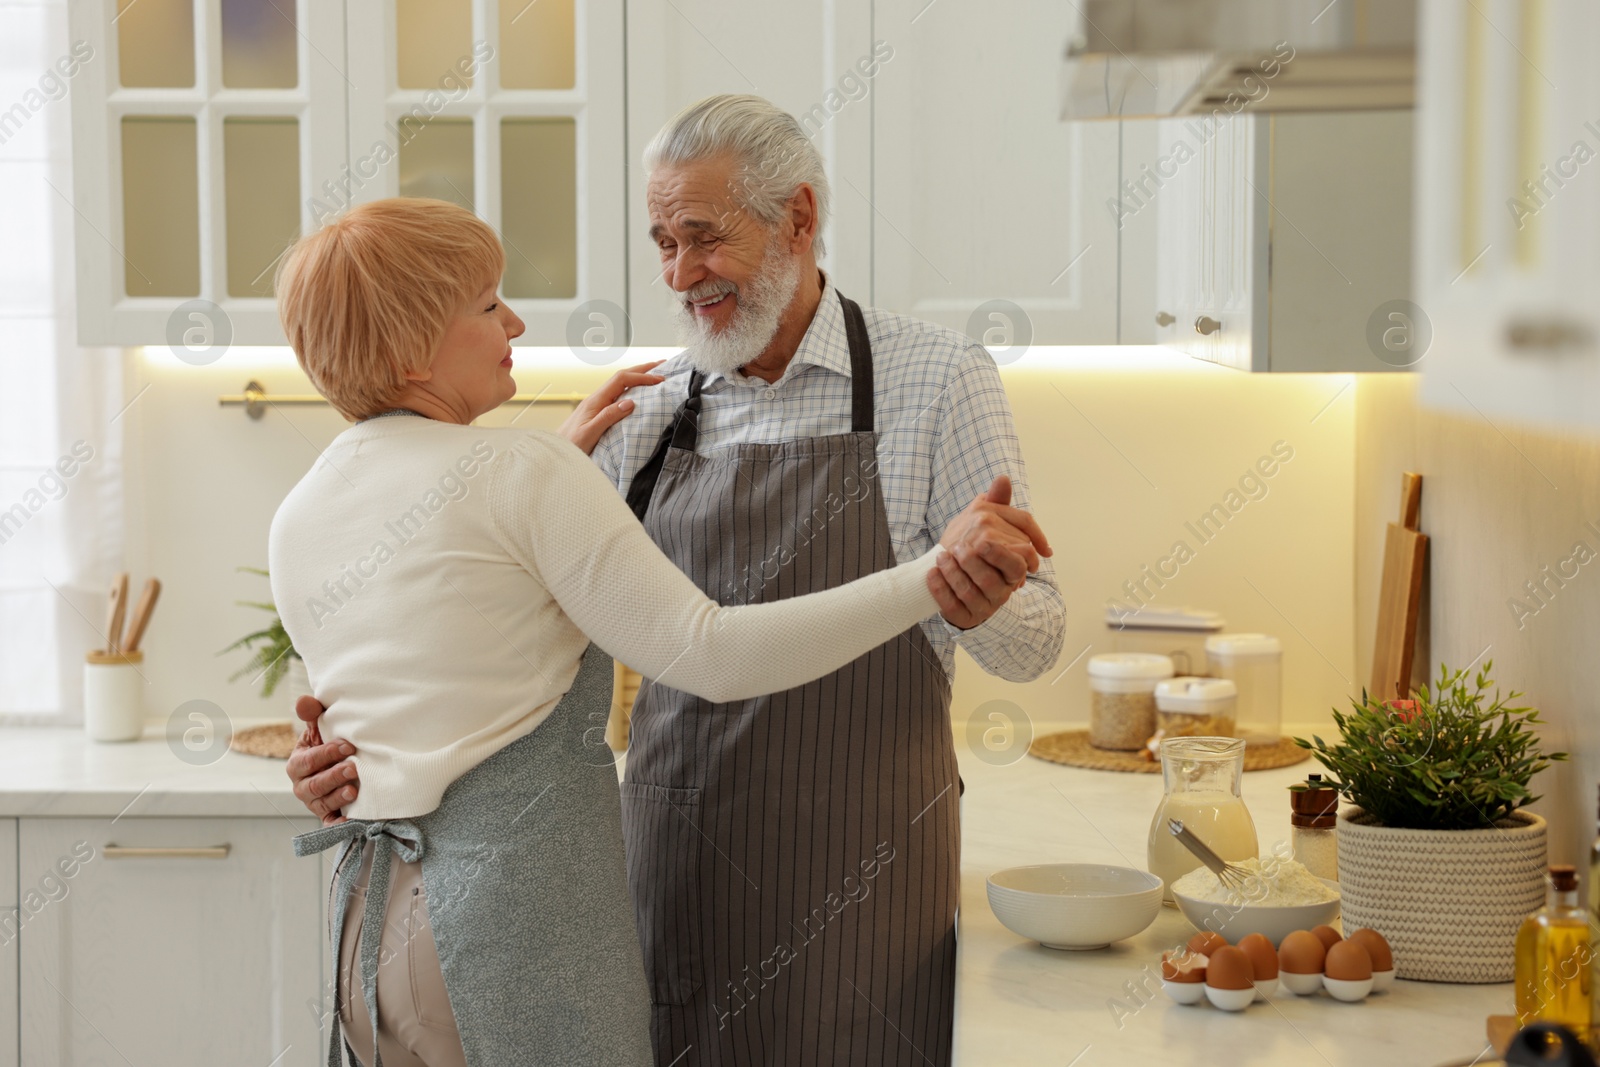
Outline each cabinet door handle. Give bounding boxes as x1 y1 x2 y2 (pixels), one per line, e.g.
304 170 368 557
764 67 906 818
1155 311 1176 327
1195 316 1222 336
1505 319 1595 355
103 844 231 860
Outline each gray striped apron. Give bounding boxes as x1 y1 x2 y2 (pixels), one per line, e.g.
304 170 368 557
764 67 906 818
621 292 960 1066
294 643 654 1067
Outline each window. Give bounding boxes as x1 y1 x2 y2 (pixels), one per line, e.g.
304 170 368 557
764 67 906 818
2 1 126 721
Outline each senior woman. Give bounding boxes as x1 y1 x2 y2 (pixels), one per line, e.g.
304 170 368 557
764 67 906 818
267 197 1049 1067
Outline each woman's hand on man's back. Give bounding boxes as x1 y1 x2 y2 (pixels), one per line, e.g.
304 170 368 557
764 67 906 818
287 695 359 826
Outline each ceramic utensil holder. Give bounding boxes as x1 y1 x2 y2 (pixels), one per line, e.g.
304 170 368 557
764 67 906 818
84 650 145 742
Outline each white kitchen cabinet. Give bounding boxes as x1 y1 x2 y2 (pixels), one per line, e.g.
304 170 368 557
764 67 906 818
19 817 324 1067
872 0 1123 345
1147 109 1414 371
0 818 15 1067
623 0 875 345
1414 0 1600 432
68 0 626 348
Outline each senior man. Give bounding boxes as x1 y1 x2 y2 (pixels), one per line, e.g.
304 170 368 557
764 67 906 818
290 94 1065 1065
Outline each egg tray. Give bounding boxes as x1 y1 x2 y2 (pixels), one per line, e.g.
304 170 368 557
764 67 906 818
1162 971 1395 1011
1162 929 1396 1012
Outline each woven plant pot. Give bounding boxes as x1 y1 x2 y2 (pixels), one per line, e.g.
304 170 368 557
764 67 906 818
1336 807 1547 983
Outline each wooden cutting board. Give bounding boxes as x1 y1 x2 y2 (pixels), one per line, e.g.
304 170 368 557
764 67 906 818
1370 472 1427 703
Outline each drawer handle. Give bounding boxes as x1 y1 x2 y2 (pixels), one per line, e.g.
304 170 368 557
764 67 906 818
1194 316 1222 336
103 844 231 860
1155 311 1176 327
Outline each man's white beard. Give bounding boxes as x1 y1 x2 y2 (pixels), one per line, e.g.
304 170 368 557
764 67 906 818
671 241 803 379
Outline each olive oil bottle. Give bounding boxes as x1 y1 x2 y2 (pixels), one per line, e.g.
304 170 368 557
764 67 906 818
1515 864 1592 1037
1591 788 1600 1047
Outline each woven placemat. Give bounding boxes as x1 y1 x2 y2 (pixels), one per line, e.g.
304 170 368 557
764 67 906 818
1028 730 1311 773
230 722 297 760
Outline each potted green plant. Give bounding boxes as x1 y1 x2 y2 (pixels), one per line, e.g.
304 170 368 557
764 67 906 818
219 567 304 699
1296 660 1566 983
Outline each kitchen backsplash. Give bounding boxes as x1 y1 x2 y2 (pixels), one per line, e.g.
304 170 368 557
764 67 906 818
123 346 1360 754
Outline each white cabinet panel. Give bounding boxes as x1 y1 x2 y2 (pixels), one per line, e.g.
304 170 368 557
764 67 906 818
1268 111 1414 372
1415 0 1600 431
0 819 14 1067
624 0 874 345
1156 111 1269 370
1149 109 1411 372
19 817 323 1067
873 0 1120 344
0 819 13 907
0 915 12 1067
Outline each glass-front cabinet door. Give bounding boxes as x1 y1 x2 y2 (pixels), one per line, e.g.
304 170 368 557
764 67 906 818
344 0 624 343
69 0 348 347
68 0 625 347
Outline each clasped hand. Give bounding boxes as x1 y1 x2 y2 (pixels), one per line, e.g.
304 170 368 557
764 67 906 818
932 475 1051 630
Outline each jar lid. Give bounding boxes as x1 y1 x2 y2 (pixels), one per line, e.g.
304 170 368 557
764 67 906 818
1088 652 1175 680
1104 605 1226 632
1154 676 1237 711
1204 632 1282 656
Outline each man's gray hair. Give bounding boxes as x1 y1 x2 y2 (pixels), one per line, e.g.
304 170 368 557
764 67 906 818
644 94 831 258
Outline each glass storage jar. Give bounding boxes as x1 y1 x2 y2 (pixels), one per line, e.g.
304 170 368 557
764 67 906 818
1087 653 1174 751
1154 676 1237 739
1106 605 1225 677
1204 633 1283 746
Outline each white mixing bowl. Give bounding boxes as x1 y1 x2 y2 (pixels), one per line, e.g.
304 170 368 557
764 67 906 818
986 863 1164 950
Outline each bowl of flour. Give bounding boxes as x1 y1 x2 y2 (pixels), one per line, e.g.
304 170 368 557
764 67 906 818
1171 856 1341 946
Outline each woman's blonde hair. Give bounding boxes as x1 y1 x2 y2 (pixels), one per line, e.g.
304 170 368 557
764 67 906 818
275 198 505 420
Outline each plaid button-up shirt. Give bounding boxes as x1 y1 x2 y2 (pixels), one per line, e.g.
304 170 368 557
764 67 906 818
592 275 1065 682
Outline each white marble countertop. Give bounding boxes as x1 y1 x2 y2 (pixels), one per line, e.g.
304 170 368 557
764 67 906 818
0 724 1511 1063
0 724 302 819
953 739 1509 1067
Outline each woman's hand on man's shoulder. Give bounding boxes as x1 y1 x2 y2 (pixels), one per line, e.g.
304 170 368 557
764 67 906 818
557 360 666 455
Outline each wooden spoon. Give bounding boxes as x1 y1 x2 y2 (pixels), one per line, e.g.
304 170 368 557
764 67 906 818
122 578 162 654
105 573 129 655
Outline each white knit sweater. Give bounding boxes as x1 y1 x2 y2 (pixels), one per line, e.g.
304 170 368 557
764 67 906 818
268 416 942 819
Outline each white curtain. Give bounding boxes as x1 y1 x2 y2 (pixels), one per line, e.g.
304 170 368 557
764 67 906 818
0 2 125 722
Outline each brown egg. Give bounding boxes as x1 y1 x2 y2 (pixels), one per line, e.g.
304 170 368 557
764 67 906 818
1162 949 1207 983
1348 928 1394 972
1187 931 1229 957
1236 932 1279 981
1204 946 1256 991
1278 930 1327 975
1324 939 1373 982
1311 925 1343 951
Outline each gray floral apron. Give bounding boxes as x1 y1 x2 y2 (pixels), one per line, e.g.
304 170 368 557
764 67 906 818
294 643 653 1066
621 292 960 1066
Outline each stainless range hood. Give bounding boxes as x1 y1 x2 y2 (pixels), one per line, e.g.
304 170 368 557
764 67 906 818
1061 0 1416 120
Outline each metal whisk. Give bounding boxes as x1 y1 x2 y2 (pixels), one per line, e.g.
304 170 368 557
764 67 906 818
1167 818 1249 892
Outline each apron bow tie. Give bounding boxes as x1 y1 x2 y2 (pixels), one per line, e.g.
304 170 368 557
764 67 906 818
295 819 425 1067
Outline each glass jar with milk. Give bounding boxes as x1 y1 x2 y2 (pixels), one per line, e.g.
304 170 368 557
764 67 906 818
1147 736 1258 902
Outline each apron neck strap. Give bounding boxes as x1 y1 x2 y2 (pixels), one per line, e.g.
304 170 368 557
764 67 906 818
624 290 875 522
624 376 699 522
836 292 874 434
